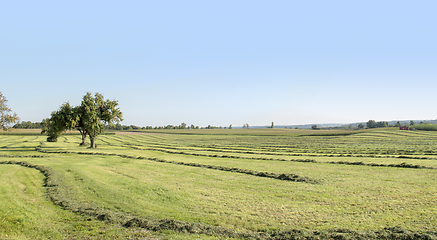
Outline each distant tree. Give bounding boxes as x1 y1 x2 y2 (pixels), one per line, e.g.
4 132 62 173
180 122 187 129
367 120 389 128
242 123 250 129
377 121 388 128
0 92 20 131
357 123 364 129
229 124 232 129
410 120 415 126
394 121 401 127
366 120 377 128
271 122 274 128
311 125 319 130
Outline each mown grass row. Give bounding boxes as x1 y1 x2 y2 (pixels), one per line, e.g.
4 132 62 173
2 160 436 240
0 154 48 158
326 161 434 169
87 135 437 170
108 138 388 157
116 144 435 170
142 145 437 160
103 134 437 160
35 144 320 184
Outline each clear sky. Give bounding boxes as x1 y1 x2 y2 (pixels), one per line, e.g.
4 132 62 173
1 1 436 127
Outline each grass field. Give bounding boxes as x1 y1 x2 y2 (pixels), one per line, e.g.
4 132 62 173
1 128 437 239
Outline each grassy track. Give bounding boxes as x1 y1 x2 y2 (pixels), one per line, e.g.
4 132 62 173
1 128 437 239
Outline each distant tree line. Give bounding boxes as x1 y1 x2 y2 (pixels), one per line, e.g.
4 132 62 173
16 118 430 131
13 121 43 129
107 123 234 130
9 121 236 131
107 123 201 130
412 122 437 131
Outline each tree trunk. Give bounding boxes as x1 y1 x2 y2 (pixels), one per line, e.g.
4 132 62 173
90 137 96 148
79 130 87 146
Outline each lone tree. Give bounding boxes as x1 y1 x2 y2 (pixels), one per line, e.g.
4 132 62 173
0 92 20 131
42 92 123 148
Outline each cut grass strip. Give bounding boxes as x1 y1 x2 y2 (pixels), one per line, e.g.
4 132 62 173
35 146 320 184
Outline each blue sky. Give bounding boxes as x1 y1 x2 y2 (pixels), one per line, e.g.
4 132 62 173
1 1 436 127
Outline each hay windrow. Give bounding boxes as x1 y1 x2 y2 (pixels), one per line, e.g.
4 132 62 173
326 160 435 169
111 139 437 161
36 144 435 172
0 154 48 158
1 161 436 240
35 146 321 184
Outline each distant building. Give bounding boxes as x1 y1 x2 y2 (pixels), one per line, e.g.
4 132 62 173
399 127 410 130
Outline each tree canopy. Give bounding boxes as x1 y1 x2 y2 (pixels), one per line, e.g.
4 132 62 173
42 92 123 148
0 92 20 131
366 120 388 128
311 124 320 130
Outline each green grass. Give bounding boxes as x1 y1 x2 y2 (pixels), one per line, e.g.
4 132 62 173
0 163 161 239
1 128 437 239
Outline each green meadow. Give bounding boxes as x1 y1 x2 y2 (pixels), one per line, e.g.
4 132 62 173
1 128 437 239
